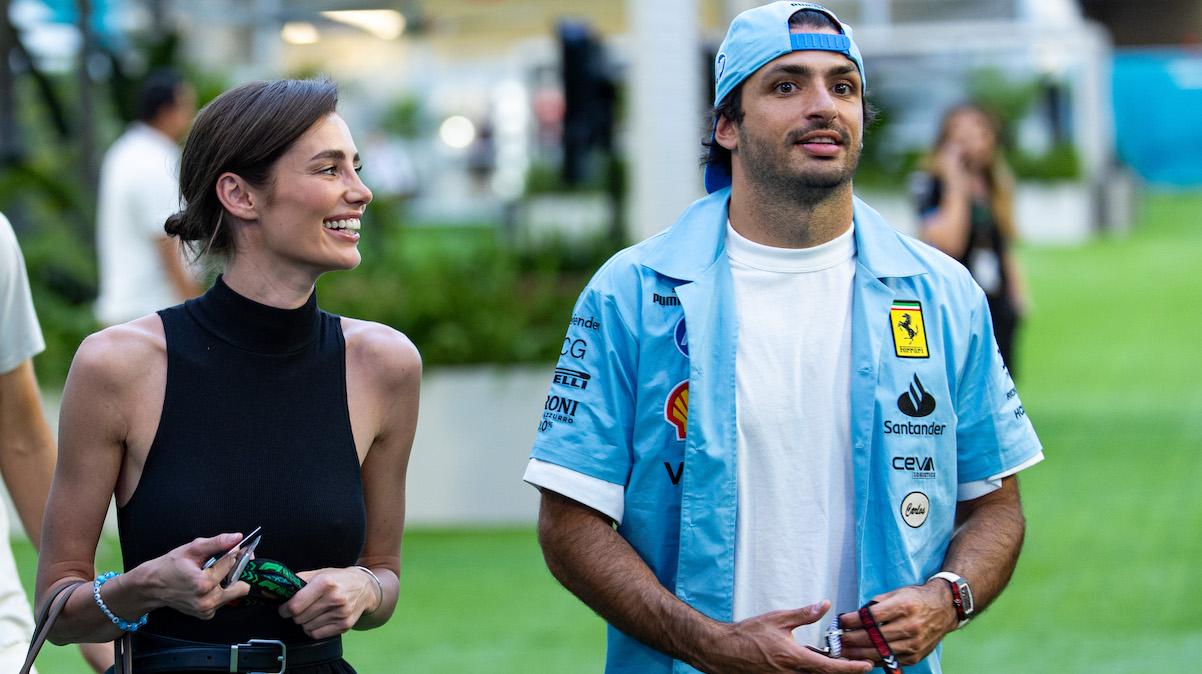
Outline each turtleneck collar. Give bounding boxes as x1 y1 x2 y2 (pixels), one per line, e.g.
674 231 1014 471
186 275 321 354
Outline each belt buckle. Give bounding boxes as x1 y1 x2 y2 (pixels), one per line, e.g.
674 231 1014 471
229 639 286 674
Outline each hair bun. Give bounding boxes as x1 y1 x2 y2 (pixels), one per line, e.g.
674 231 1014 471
164 211 187 238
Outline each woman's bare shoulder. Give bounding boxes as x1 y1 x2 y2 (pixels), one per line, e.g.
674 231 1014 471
69 314 166 388
339 317 421 388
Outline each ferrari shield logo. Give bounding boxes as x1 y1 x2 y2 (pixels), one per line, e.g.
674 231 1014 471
890 301 929 358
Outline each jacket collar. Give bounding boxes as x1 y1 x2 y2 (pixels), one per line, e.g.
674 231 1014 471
641 187 927 281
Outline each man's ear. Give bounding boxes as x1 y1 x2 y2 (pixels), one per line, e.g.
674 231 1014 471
215 173 258 221
714 114 739 152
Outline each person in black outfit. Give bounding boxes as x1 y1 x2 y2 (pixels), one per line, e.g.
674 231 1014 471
914 102 1029 377
36 79 420 673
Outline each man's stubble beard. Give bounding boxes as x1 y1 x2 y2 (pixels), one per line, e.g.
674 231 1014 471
735 122 862 205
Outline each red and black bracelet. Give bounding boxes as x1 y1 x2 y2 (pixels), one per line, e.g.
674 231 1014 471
858 601 903 674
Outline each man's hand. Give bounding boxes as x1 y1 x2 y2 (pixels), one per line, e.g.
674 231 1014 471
698 601 874 674
836 580 957 666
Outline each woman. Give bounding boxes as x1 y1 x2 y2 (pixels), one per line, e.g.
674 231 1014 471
915 103 1029 376
36 79 420 673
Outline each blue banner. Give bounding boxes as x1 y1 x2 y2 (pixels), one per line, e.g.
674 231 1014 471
1113 49 1202 186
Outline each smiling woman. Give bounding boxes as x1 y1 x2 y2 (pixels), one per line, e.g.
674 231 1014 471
35 79 421 674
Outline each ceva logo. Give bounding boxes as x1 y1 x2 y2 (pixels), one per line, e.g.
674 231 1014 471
897 374 936 418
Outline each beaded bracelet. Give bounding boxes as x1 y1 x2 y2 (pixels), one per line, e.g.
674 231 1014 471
93 572 149 632
355 565 384 615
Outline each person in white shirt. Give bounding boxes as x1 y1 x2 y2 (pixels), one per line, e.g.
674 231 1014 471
0 213 111 671
94 69 201 326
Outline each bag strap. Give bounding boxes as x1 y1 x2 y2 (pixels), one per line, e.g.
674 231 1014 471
114 631 133 674
19 578 87 674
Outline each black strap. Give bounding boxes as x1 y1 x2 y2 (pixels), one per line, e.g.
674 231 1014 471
129 633 342 673
20 579 88 674
858 601 903 674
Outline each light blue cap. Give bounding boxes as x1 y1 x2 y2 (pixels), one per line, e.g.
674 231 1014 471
705 1 866 193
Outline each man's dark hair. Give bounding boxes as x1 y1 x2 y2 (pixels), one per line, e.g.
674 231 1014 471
137 68 185 123
164 79 339 258
702 9 877 175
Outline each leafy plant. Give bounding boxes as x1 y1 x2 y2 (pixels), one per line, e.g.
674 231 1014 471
317 210 617 366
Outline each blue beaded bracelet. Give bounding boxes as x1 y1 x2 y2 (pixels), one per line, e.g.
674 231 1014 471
93 572 148 632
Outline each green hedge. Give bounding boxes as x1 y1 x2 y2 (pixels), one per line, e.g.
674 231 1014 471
318 210 614 366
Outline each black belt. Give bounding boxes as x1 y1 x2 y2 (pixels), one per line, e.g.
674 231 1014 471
120 633 342 673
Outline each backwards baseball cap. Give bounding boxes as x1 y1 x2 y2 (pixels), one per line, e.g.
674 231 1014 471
704 1 866 193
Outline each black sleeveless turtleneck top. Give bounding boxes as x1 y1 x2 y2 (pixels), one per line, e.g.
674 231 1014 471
118 276 364 672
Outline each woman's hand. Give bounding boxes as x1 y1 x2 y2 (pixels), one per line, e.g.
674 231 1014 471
130 533 251 620
938 141 970 190
278 567 382 639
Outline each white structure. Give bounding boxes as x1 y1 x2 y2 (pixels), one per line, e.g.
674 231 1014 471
626 0 707 242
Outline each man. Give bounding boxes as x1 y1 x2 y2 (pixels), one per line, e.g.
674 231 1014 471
94 69 201 326
524 3 1043 673
0 214 110 671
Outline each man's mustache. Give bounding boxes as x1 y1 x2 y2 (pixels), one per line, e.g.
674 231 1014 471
784 123 851 146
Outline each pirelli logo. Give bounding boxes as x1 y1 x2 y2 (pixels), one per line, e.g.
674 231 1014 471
890 300 929 359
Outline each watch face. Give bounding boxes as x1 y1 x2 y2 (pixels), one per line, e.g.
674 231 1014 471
958 579 975 616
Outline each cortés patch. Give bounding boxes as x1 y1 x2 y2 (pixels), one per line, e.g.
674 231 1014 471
553 367 591 390
900 491 930 528
890 300 929 358
664 380 688 441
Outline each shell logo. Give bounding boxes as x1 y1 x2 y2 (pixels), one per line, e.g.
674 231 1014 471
664 380 688 441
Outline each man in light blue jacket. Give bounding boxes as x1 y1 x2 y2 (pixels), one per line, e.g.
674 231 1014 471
525 3 1043 673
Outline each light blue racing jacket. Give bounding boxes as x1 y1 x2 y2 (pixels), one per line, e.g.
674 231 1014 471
530 188 1043 674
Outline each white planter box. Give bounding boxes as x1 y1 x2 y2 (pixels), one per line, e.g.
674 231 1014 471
857 182 1095 246
405 365 549 526
1014 182 1094 245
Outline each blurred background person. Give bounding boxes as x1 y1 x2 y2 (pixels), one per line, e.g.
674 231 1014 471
0 213 110 672
93 68 202 327
914 103 1030 376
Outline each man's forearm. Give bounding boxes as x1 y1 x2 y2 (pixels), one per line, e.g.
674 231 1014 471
944 475 1026 615
0 360 55 549
156 237 202 300
537 490 721 669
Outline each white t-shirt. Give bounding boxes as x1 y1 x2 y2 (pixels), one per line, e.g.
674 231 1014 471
0 213 41 667
94 122 188 325
726 222 859 648
0 214 44 374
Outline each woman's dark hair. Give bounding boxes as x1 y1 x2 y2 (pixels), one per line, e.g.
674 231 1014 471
702 9 876 175
164 78 339 258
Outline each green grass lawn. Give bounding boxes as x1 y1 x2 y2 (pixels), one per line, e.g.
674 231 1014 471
13 189 1202 672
